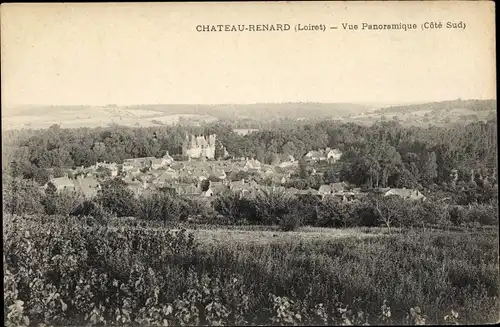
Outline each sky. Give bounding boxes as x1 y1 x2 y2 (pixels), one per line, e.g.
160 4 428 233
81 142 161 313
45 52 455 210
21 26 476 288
1 1 496 107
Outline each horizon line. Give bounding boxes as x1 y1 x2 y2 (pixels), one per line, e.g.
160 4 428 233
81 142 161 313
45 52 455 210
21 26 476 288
4 97 497 108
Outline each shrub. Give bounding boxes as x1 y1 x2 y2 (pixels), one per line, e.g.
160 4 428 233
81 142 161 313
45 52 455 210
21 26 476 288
449 205 467 226
70 200 111 221
96 178 139 217
279 212 303 231
253 188 295 225
184 197 216 219
42 190 82 216
316 197 344 227
138 192 187 222
213 190 245 219
294 194 320 226
354 198 380 227
465 204 498 226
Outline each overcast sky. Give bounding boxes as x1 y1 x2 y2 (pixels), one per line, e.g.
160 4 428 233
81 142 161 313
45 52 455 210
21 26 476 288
1 2 496 107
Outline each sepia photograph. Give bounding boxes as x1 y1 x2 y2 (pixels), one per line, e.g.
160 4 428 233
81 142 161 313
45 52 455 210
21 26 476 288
2 1 498 326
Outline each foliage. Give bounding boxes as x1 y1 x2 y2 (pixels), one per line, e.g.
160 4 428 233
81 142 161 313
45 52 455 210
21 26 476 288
42 188 82 216
212 190 249 222
2 176 45 216
253 188 295 225
200 179 211 192
4 119 496 193
138 192 189 222
96 178 139 217
278 212 304 232
4 214 498 325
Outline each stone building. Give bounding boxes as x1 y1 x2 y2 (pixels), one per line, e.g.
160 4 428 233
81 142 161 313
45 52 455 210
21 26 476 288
182 133 217 159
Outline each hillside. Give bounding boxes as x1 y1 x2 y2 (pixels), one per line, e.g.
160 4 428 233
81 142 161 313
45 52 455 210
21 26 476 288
1 102 369 130
348 99 496 127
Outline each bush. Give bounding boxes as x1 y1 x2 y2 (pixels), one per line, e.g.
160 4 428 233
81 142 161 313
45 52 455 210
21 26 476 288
96 178 139 217
465 204 498 226
138 192 187 222
70 200 111 221
354 199 380 227
184 197 216 219
42 190 82 216
213 190 245 220
279 213 303 231
3 214 198 327
449 205 467 226
294 194 320 226
253 189 295 225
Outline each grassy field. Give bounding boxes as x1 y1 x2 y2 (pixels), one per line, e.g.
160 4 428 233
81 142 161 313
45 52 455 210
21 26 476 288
192 226 389 248
4 215 499 326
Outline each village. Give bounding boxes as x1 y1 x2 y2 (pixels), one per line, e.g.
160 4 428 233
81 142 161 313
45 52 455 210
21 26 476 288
42 133 427 203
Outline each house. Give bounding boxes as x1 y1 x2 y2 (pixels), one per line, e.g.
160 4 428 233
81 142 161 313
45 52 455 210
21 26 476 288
95 161 119 176
384 188 426 201
304 150 327 162
318 184 333 197
192 168 209 181
125 178 149 198
122 159 138 171
150 152 175 170
285 187 300 195
44 174 75 192
244 158 262 171
178 183 200 196
151 158 168 170
277 154 297 169
258 185 287 195
229 180 256 198
326 148 343 163
263 167 277 176
298 188 319 197
170 162 185 170
127 167 142 177
208 166 227 180
153 168 179 185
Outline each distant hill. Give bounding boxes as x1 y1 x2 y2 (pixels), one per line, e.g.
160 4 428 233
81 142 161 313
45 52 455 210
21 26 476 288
122 102 370 119
3 100 494 131
374 99 496 115
347 99 497 127
2 102 370 130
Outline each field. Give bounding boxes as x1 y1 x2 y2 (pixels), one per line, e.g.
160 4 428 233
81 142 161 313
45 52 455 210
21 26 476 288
1 106 218 130
4 214 499 326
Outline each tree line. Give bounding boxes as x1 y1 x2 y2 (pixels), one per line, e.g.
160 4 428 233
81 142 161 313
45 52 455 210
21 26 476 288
2 119 497 189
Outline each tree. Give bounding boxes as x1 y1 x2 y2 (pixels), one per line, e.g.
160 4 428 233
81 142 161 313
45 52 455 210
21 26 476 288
324 167 340 184
282 141 297 157
372 195 407 234
96 178 138 217
3 176 44 215
42 187 81 216
137 192 187 221
214 139 225 160
253 188 295 225
213 190 243 219
298 158 309 179
200 179 211 192
421 151 438 185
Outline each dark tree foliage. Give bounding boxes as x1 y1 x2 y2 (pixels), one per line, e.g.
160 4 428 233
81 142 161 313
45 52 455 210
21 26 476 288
96 178 138 217
2 118 496 193
200 179 211 192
